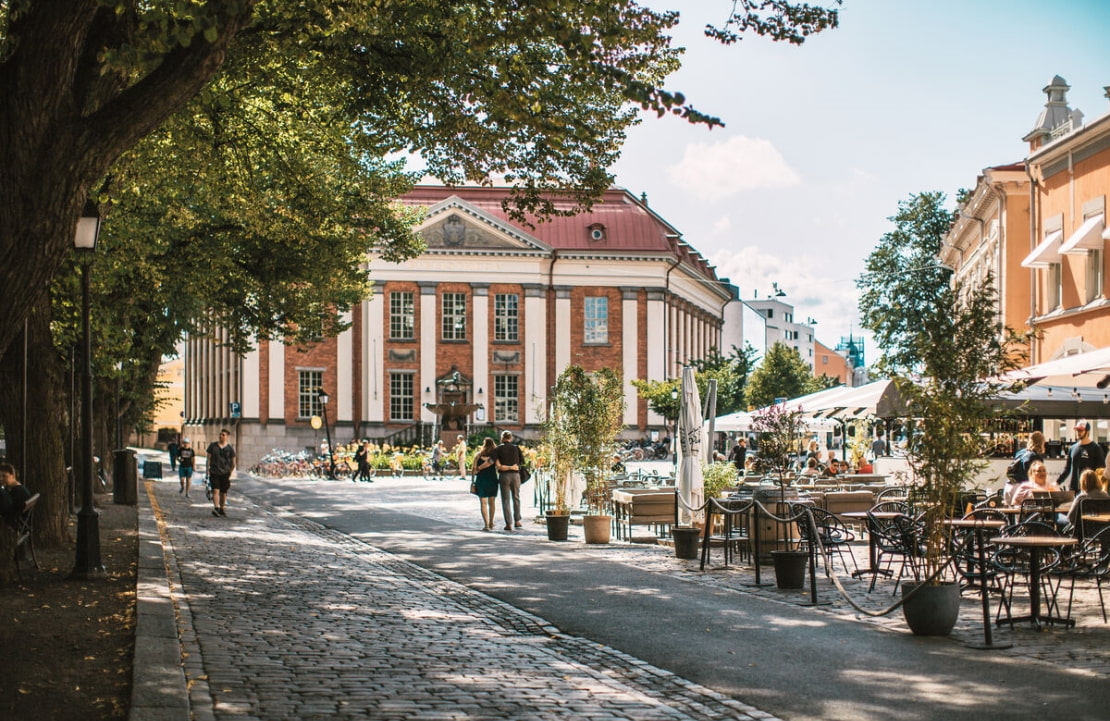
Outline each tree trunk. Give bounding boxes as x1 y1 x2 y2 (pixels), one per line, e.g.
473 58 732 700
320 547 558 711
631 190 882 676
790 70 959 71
0 295 72 548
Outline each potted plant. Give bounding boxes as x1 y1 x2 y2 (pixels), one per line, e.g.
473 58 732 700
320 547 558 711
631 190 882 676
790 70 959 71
859 206 1025 634
749 402 810 588
543 366 625 544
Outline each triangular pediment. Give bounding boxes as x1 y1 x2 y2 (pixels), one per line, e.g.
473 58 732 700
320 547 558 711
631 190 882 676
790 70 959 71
415 196 549 252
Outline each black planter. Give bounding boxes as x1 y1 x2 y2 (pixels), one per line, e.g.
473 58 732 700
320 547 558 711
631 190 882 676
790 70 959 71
673 526 701 559
901 581 961 636
545 513 571 541
771 550 809 589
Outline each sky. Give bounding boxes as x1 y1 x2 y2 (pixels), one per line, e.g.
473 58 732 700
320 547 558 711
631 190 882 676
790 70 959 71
609 0 1110 360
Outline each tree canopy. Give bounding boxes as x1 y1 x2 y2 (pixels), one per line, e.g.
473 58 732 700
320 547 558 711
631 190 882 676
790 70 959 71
0 0 841 362
745 342 824 409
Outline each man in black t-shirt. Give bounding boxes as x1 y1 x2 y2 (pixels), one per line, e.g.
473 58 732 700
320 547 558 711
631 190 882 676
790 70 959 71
1058 420 1106 493
493 431 525 531
206 429 236 517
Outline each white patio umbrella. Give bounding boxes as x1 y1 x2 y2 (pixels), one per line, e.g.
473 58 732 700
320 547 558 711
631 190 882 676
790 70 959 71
1004 346 1110 389
713 409 755 432
676 366 705 527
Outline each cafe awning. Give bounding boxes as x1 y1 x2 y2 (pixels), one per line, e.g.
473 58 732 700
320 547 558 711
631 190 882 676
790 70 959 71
1021 230 1064 268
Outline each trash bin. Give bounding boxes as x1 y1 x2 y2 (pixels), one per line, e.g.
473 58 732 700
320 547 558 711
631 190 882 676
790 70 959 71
114 449 138 505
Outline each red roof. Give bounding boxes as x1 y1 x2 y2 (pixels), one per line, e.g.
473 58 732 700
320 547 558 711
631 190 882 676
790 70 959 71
401 185 718 280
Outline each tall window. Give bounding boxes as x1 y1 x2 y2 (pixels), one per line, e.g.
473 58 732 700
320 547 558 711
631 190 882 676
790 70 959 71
494 375 519 423
1048 263 1063 310
1086 249 1104 302
298 370 323 418
442 292 467 340
494 293 519 341
390 373 414 421
584 296 608 344
390 291 414 339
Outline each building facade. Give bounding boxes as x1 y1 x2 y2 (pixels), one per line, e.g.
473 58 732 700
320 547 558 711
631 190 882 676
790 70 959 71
184 186 732 464
1019 78 1110 362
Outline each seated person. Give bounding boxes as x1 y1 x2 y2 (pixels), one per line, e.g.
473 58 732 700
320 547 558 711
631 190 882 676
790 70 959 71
1064 468 1110 529
824 459 841 477
0 462 31 525
1010 461 1059 507
799 457 822 478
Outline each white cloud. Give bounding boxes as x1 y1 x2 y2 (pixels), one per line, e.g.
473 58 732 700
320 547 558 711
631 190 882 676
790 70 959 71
669 136 801 201
710 247 868 349
711 214 733 236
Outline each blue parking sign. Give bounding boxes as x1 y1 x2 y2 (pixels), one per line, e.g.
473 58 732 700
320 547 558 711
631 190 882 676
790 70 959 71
229 401 241 419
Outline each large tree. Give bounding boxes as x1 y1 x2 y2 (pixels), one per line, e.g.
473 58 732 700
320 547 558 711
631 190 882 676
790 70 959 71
0 1 841 570
745 342 824 409
0 0 841 362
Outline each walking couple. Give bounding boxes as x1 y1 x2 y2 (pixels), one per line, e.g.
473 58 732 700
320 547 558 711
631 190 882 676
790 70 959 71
472 430 526 532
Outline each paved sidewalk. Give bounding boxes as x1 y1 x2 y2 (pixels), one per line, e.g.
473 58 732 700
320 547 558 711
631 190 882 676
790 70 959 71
133 477 779 721
132 463 1110 720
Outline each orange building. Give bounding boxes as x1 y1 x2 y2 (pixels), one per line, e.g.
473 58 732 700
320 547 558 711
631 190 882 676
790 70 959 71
1020 77 1110 362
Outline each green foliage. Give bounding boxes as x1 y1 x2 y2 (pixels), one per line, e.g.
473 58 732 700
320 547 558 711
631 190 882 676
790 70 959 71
856 191 956 377
701 461 739 498
857 190 1028 578
544 366 625 514
745 342 823 409
630 377 681 423
690 344 758 415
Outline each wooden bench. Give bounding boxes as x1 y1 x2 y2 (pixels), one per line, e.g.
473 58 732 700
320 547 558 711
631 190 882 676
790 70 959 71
13 493 40 584
612 488 676 541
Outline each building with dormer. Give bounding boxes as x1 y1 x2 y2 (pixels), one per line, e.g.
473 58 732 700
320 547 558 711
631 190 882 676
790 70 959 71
183 186 734 464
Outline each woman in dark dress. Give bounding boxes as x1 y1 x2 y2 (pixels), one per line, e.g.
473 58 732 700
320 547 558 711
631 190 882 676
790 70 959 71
473 438 499 531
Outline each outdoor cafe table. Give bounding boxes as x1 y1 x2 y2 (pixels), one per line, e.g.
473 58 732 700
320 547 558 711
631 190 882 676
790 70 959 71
1082 513 1110 524
992 535 1078 630
942 519 1009 649
843 511 902 588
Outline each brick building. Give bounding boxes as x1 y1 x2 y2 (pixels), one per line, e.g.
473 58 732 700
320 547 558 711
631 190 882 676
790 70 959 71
184 186 733 465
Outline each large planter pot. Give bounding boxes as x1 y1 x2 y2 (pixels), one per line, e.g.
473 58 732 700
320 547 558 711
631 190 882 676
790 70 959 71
582 514 612 544
672 526 701 559
545 513 571 542
901 581 961 636
770 549 809 589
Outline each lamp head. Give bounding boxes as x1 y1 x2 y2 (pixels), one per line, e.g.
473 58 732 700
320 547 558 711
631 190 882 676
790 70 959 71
74 199 101 251
317 389 330 405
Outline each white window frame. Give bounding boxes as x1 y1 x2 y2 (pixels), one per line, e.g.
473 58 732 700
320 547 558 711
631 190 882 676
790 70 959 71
389 291 415 340
389 373 414 421
494 293 519 342
494 374 519 423
298 370 324 419
442 292 467 340
584 296 608 344
1086 248 1104 302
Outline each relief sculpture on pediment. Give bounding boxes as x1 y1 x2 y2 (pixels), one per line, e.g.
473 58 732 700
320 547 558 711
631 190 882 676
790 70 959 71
421 212 524 250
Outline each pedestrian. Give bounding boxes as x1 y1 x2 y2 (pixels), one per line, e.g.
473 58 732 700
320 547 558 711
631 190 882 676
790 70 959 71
1057 420 1106 493
472 437 499 531
453 434 468 479
177 438 196 497
206 428 236 517
493 430 525 531
430 440 444 478
167 438 179 472
0 462 32 525
871 433 888 459
355 440 373 483
728 438 747 475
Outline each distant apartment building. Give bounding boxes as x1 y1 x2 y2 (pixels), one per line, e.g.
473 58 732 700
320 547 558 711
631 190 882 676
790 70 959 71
746 292 817 369
815 339 853 384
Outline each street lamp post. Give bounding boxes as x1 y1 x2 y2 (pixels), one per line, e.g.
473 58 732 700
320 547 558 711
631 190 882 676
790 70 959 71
318 389 336 479
71 200 105 579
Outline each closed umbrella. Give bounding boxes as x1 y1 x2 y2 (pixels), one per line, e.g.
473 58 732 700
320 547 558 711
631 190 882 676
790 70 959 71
677 366 705 527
